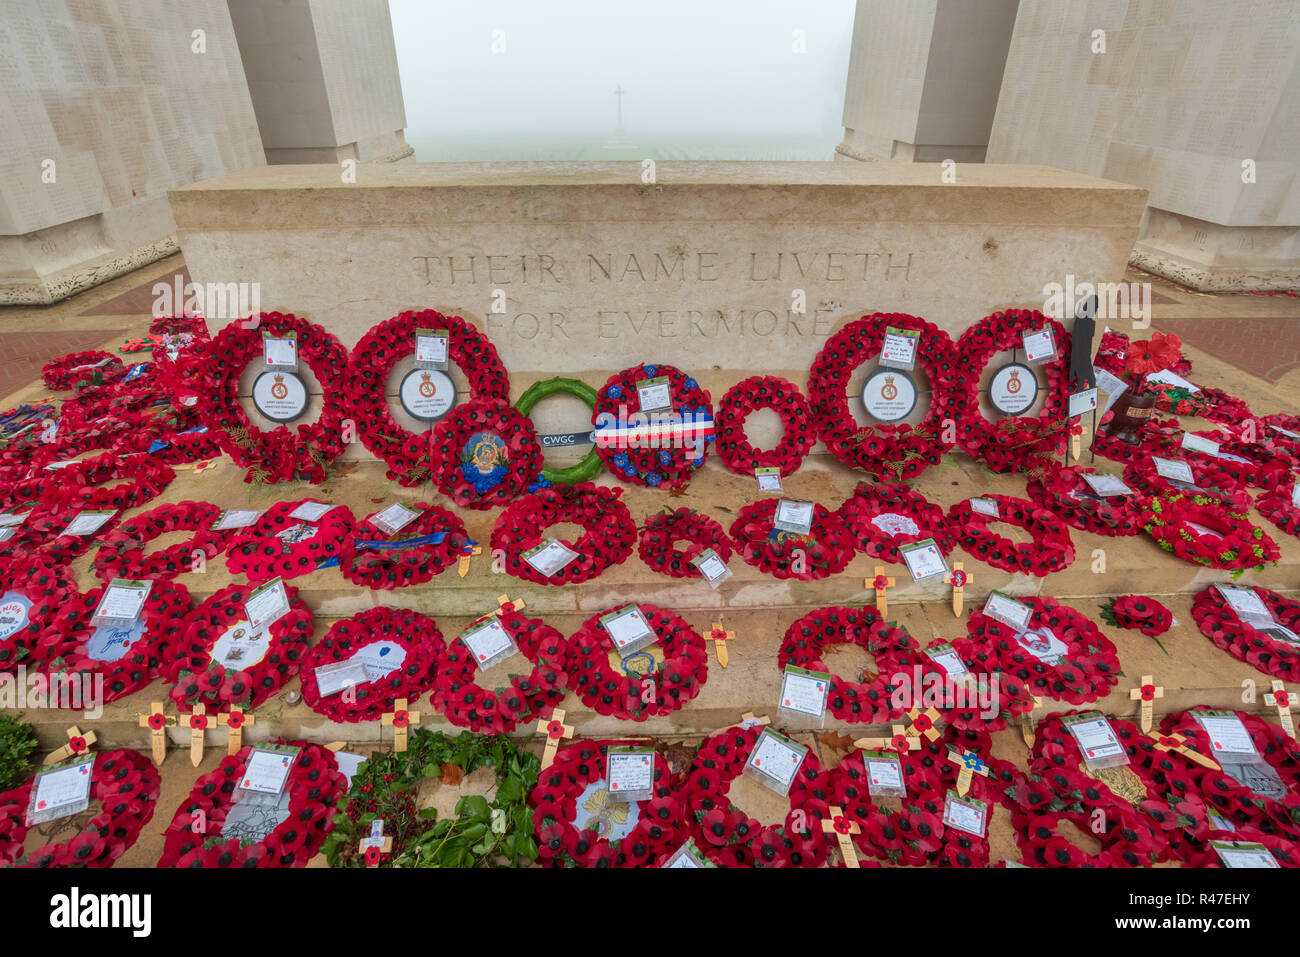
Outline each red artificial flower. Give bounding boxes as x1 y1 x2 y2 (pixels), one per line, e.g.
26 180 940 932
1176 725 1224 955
1124 331 1183 377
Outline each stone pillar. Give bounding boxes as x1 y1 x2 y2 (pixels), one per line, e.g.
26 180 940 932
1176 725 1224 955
836 0 1020 163
227 0 414 165
986 0 1299 291
0 0 264 304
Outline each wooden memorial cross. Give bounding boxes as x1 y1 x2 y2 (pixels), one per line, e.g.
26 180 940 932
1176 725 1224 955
947 748 990 796
44 725 97 765
1147 731 1219 769
1129 676 1163 733
137 701 175 766
822 806 862 868
496 593 526 614
943 563 974 616
706 621 735 668
869 567 896 617
854 724 920 755
1021 696 1042 748
457 542 482 578
739 712 770 730
906 707 942 742
381 698 420 752
1265 681 1297 739
187 704 211 766
361 819 393 868
217 707 255 755
536 707 574 770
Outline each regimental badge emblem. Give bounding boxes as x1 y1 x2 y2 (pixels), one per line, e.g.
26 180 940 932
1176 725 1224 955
1007 370 1022 394
881 375 898 401
271 374 289 400
418 372 436 398
459 431 510 493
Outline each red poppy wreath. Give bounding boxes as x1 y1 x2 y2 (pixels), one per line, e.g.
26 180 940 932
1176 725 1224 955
41 351 125 391
338 501 470 589
165 581 313 714
681 723 832 868
1149 430 1286 491
300 608 442 723
807 312 962 480
1256 460 1300 537
531 739 680 868
1100 595 1173 639
195 312 350 485
35 450 174 514
225 500 355 580
729 498 855 581
1009 784 1170 868
0 556 77 674
965 595 1120 705
22 505 122 564
1026 465 1146 537
346 309 510 485
432 605 568 734
836 481 956 562
157 741 347 867
1192 584 1300 683
91 501 236 583
565 603 707 721
491 483 635 585
428 398 543 509
39 579 192 704
592 362 714 489
1155 707 1300 841
915 637 1037 732
713 375 815 477
636 507 733 579
946 494 1075 576
0 749 159 868
1139 490 1279 573
1121 456 1251 512
778 606 923 724
2 430 124 508
953 310 1071 474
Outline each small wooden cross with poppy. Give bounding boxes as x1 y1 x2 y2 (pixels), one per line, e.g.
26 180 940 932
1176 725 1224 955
944 562 973 616
706 621 735 668
381 698 420 752
1129 675 1163 733
906 707 942 742
947 747 990 796
187 704 211 767
868 566 895 617
853 724 919 755
1265 680 1296 739
1020 696 1042 748
457 542 482 578
822 806 861 868
360 819 393 868
496 593 526 614
45 725 97 765
217 707 255 755
1147 731 1219 769
535 707 573 770
739 712 770 730
137 701 174 766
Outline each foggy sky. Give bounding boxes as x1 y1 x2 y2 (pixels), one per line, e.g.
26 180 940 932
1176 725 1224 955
389 0 856 140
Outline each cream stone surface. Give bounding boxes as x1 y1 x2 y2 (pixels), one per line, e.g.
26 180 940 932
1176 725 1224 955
0 0 265 304
171 161 1145 372
987 0 1300 290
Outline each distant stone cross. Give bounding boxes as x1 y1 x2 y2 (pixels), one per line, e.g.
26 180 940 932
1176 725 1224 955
1265 681 1297 739
45 725 97 765
614 85 626 130
822 806 861 868
944 562 973 616
138 701 174 766
947 748 990 796
217 707 255 754
1129 675 1163 733
536 707 574 770
869 567 896 617
382 698 420 753
706 621 735 668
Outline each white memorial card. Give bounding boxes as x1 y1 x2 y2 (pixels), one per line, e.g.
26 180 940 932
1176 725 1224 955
1193 713 1258 757
1064 714 1129 766
926 643 970 677
213 509 263 531
745 729 806 793
1068 388 1098 418
523 539 581 577
240 748 297 795
880 326 920 370
690 548 732 586
1181 433 1221 457
314 658 371 697
28 759 94 824
1146 369 1199 392
368 502 422 536
1152 457 1196 484
943 792 988 837
983 592 1033 631
244 578 291 630
600 605 656 653
263 335 297 369
900 538 947 581
773 499 815 535
969 497 1000 519
1080 473 1132 497
636 377 672 412
606 748 654 801
288 501 334 522
779 666 829 718
91 579 152 626
755 467 783 492
1215 584 1274 626
62 510 116 537
864 751 905 796
460 618 517 671
1022 328 1057 363
1211 841 1279 869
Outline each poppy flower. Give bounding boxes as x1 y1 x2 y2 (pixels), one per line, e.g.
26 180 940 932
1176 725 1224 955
1124 331 1183 378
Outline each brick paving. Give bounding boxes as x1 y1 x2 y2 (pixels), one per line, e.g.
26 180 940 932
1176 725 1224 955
77 267 190 317
1155 315 1300 385
0 328 129 401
